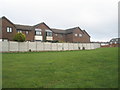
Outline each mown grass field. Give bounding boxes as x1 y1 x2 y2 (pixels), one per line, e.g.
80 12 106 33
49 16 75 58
2 47 118 88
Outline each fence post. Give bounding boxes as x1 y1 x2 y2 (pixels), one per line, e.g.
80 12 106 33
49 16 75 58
36 41 37 52
51 43 52 51
57 43 58 51
8 41 9 52
27 41 29 52
18 42 19 52
43 42 44 51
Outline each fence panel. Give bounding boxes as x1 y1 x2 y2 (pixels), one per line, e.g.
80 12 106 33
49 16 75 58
44 43 52 51
28 42 36 51
57 43 63 51
2 41 9 52
9 41 18 52
52 43 58 51
19 42 28 52
37 42 44 51
1 41 101 52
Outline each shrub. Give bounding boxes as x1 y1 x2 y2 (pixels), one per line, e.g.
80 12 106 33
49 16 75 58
13 33 26 42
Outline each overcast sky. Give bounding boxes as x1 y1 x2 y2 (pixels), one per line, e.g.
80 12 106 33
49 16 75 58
0 0 119 41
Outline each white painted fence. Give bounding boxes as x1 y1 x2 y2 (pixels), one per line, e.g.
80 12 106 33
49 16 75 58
0 41 101 52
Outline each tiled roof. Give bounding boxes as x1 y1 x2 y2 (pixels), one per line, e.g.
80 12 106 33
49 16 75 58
51 28 67 34
83 30 90 37
15 24 34 31
52 27 83 34
34 22 52 30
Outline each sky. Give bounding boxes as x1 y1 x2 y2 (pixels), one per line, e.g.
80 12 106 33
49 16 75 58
0 0 119 42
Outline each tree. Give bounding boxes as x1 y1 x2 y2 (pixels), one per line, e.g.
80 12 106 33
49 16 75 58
13 33 26 42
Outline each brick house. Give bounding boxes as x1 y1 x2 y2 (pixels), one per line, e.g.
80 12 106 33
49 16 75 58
52 27 90 43
0 16 90 43
0 16 53 42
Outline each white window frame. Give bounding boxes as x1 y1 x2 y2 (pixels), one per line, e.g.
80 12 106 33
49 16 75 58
75 34 77 37
55 34 58 36
7 27 12 32
46 32 52 36
26 31 29 34
18 30 22 33
35 31 42 35
79 34 82 37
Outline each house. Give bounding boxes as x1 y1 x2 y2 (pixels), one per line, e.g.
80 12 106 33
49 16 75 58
0 16 53 41
109 38 120 47
52 27 90 43
0 16 90 43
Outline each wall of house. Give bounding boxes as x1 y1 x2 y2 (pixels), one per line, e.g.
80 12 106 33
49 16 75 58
20 30 35 41
34 23 52 41
1 41 100 52
53 33 66 42
2 17 17 41
72 28 90 43
82 32 90 42
65 33 73 42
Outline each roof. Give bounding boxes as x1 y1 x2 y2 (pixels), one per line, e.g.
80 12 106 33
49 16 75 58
66 27 84 33
34 22 52 30
51 28 67 34
83 30 90 37
15 24 34 31
1 16 16 27
110 38 120 42
52 27 86 34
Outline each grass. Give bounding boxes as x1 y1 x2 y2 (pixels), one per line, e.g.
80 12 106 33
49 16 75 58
2 47 118 88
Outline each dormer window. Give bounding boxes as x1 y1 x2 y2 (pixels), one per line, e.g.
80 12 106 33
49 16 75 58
7 27 12 32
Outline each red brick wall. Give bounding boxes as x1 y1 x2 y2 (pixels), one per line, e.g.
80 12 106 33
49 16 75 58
72 28 90 43
65 33 73 42
53 33 66 42
20 30 35 41
53 28 90 43
2 18 16 41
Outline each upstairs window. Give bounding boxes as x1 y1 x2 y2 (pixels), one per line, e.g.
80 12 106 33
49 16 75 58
75 34 77 37
55 34 58 36
17 30 22 33
79 34 82 37
7 27 12 32
35 31 42 35
26 31 29 34
46 32 52 36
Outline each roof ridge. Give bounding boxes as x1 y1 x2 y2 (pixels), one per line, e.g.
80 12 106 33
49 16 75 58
15 24 33 27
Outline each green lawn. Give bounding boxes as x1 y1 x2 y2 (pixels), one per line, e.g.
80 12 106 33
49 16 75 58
2 47 118 88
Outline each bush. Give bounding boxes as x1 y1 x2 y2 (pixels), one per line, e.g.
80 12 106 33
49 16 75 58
13 33 26 42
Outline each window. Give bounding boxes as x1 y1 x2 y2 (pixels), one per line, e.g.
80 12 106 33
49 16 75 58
116 39 118 42
75 34 77 37
17 30 22 33
46 32 52 36
55 34 58 36
26 31 29 34
35 31 42 35
7 27 12 32
79 34 82 37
